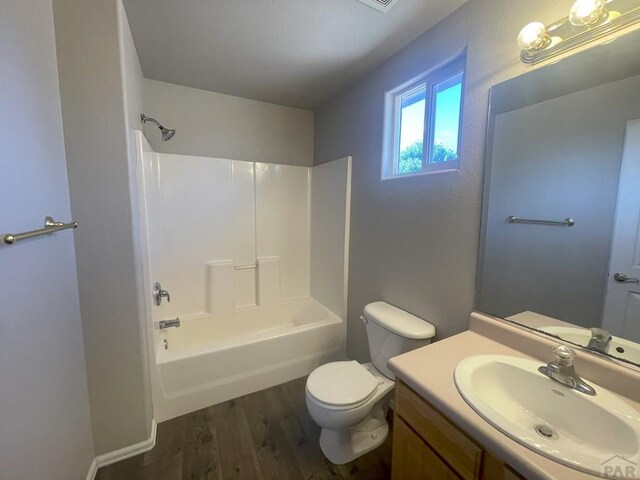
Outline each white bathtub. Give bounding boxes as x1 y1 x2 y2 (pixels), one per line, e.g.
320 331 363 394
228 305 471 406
152 297 345 421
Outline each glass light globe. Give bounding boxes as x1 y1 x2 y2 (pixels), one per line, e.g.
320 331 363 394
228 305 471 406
517 22 548 51
569 0 606 26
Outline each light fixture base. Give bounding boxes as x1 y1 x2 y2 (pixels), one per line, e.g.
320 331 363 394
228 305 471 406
519 0 640 65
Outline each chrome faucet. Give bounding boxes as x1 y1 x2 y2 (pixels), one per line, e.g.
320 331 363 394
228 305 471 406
587 328 612 354
538 345 596 396
159 318 180 330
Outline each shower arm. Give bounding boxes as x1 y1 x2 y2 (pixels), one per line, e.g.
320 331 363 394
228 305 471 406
141 114 163 129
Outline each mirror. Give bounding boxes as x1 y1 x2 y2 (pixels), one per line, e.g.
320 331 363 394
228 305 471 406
476 29 640 368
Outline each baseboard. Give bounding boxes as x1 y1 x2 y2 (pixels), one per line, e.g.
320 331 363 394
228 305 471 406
85 460 98 480
86 418 157 479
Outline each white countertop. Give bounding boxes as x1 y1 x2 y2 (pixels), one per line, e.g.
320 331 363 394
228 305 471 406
388 328 640 480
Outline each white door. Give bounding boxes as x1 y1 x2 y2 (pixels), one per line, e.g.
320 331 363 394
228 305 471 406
602 119 640 342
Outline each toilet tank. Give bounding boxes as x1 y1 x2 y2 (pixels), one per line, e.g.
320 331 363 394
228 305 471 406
363 302 436 379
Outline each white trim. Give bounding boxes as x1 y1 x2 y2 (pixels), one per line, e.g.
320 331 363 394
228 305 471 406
96 418 157 467
381 167 460 182
85 460 98 480
85 418 157 479
424 63 464 172
342 156 352 324
382 55 466 180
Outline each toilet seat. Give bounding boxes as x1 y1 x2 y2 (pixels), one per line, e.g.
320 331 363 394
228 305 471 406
306 361 379 409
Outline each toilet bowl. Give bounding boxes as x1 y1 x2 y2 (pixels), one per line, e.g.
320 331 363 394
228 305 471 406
306 361 394 464
305 301 436 465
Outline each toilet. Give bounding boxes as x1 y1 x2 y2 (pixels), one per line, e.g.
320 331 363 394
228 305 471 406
305 301 436 465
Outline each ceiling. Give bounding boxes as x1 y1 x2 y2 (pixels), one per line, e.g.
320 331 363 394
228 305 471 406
123 0 468 110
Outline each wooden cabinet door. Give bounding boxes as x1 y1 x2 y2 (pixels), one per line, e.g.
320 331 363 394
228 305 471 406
504 467 526 480
396 382 483 480
391 418 459 480
482 450 527 480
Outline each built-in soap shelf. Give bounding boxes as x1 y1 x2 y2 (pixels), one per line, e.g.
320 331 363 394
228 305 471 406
205 257 282 314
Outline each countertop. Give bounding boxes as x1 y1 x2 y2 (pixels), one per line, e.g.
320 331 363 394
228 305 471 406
388 326 640 480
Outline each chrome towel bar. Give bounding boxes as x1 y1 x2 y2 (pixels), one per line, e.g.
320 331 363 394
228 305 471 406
506 215 575 227
2 216 78 245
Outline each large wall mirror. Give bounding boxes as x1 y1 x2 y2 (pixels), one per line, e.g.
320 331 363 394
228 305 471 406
477 29 640 368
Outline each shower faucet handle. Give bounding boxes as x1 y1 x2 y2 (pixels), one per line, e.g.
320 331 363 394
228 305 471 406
153 282 171 306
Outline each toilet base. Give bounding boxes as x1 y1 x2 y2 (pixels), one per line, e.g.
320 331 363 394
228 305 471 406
319 405 389 465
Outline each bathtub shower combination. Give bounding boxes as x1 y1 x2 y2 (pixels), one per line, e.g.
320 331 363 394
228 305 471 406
134 132 351 421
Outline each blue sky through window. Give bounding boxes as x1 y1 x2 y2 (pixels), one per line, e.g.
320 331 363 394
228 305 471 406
433 78 462 155
399 79 461 153
393 67 463 176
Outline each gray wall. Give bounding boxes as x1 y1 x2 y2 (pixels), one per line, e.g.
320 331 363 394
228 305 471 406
314 0 574 362
143 79 314 166
477 75 640 327
53 0 152 454
118 0 155 435
0 0 95 478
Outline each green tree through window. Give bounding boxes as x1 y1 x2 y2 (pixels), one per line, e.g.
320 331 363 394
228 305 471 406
398 141 457 174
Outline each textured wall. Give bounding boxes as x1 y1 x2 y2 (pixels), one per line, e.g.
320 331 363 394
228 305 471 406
0 0 95 478
143 79 314 166
314 0 584 362
53 0 152 454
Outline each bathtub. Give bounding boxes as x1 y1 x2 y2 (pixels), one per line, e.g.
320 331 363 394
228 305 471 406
152 297 345 421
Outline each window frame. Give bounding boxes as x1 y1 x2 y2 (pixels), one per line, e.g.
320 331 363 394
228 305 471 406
383 57 466 180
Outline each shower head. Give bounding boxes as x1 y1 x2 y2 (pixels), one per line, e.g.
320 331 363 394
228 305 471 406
141 114 176 141
161 127 176 141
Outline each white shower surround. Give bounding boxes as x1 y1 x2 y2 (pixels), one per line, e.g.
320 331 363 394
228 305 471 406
134 132 351 421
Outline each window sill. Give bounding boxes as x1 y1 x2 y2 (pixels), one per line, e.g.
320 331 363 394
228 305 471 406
381 167 460 181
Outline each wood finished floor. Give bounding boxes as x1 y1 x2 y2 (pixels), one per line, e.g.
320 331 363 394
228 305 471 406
95 376 392 480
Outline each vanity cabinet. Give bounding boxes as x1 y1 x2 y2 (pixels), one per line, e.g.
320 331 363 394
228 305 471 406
392 381 526 480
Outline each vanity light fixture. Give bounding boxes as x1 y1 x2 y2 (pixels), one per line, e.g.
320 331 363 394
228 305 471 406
518 0 640 64
569 0 607 26
517 22 550 51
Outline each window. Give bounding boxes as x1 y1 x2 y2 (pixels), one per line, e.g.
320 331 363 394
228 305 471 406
383 59 465 179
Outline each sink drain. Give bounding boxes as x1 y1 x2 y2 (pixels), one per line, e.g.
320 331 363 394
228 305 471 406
535 425 555 438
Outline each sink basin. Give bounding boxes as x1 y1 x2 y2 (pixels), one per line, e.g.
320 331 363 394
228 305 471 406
455 355 640 477
540 326 640 365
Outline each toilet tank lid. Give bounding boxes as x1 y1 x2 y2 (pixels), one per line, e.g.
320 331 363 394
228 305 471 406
364 302 436 340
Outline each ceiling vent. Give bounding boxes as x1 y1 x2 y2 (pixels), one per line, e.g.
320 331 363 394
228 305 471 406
356 0 399 13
